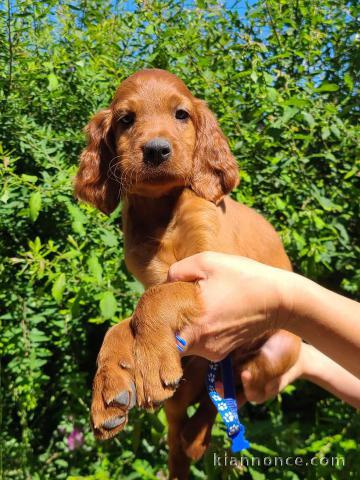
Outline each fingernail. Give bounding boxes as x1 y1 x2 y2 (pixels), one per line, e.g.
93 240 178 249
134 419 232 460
177 345 184 352
176 335 187 346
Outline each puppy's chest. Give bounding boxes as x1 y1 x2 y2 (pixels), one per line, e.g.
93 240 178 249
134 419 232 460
124 221 178 288
123 190 221 288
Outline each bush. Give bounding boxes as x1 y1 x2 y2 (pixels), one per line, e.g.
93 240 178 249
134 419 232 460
1 0 359 478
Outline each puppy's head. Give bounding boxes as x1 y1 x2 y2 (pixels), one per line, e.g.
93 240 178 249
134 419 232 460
75 69 239 214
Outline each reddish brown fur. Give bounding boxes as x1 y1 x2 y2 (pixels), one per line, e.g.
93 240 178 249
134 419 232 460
75 69 301 480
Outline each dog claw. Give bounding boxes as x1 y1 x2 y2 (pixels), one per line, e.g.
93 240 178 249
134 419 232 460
162 378 181 389
108 381 136 409
129 381 136 408
102 416 126 430
114 391 129 406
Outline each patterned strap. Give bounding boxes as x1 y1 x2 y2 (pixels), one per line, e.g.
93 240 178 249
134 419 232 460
206 356 250 453
176 334 249 452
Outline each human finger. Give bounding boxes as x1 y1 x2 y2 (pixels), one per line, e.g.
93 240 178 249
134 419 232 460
167 253 212 282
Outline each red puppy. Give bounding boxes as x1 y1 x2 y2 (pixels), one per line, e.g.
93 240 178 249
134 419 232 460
75 69 301 479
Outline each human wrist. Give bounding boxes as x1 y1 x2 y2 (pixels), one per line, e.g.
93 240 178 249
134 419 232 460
276 270 319 335
273 269 300 331
283 273 335 340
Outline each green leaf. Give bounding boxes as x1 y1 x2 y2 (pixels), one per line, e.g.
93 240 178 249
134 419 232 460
266 87 278 102
250 70 258 83
67 204 87 223
282 106 298 123
263 72 273 85
100 230 118 247
21 174 38 183
324 152 336 162
100 291 117 319
313 192 337 211
29 191 42 222
344 73 354 91
339 439 356 450
1 188 9 203
52 274 66 303
250 442 278 455
344 167 358 179
283 384 296 395
321 127 331 140
67 203 86 235
145 24 155 35
87 253 103 284
275 197 286 210
70 289 83 317
132 459 158 480
335 223 349 242
47 73 59 91
330 124 341 139
302 112 315 128
314 82 339 92
127 279 144 294
29 328 49 343
285 96 311 108
249 467 266 480
149 413 165 433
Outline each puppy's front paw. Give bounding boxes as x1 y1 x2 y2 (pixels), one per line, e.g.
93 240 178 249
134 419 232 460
128 281 200 409
133 337 183 409
91 320 137 439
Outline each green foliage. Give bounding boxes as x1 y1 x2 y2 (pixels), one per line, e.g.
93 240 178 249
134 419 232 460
0 0 359 478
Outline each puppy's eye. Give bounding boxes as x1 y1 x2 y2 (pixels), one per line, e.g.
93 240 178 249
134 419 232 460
175 109 189 120
118 113 135 125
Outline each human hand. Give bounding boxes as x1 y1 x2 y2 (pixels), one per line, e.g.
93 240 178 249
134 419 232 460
238 335 307 404
168 252 294 361
240 341 360 409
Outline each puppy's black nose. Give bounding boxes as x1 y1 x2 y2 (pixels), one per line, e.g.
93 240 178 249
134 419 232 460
143 138 172 166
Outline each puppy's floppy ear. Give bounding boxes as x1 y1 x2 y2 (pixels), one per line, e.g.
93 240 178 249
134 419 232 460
74 109 120 215
191 100 239 204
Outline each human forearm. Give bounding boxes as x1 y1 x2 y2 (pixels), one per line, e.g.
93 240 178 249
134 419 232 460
301 344 360 408
284 275 360 378
243 343 360 408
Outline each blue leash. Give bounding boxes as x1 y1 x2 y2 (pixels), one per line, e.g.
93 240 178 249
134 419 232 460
176 335 250 453
207 356 250 452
